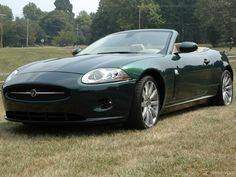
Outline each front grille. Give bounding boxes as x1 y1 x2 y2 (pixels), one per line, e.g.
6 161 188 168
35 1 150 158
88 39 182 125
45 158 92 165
5 85 70 102
6 111 86 122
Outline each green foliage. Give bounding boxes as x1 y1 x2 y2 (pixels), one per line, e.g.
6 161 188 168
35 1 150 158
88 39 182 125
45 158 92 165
91 0 163 41
194 0 231 46
3 18 45 47
207 26 221 47
4 19 27 47
0 4 13 21
156 0 199 42
40 10 73 43
0 3 47 47
75 11 92 45
23 3 46 21
0 4 13 48
1 0 236 47
138 2 163 28
54 0 75 18
52 30 76 46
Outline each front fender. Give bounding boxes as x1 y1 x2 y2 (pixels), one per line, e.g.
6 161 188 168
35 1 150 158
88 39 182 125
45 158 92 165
121 56 177 106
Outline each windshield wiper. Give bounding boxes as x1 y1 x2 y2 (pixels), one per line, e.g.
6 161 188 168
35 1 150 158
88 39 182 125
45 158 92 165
96 51 139 54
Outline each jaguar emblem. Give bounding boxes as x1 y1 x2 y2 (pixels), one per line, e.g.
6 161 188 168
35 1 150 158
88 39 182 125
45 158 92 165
30 89 37 98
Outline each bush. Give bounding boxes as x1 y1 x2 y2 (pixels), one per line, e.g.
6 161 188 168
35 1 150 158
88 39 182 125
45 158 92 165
52 31 77 47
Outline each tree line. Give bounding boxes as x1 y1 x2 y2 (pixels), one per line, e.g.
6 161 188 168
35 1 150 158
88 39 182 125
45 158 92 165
0 0 235 47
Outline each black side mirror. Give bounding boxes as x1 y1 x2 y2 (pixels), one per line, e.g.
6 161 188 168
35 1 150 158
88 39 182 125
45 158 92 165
72 48 82 56
179 42 198 53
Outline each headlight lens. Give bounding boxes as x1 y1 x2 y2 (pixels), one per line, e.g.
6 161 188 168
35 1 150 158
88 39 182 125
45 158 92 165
82 68 130 84
5 70 18 83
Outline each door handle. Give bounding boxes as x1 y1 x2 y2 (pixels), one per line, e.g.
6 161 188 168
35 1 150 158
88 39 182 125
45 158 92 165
204 59 210 65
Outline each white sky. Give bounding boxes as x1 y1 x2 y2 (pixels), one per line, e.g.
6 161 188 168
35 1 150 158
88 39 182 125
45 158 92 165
0 0 100 18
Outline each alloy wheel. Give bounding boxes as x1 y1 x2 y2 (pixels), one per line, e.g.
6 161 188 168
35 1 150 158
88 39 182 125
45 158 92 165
222 72 233 105
141 80 159 127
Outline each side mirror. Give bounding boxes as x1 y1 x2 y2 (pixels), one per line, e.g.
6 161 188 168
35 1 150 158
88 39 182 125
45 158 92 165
72 48 82 56
179 42 198 53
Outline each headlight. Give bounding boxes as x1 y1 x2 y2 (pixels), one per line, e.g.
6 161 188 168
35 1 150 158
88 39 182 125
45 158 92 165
5 70 19 83
82 68 130 84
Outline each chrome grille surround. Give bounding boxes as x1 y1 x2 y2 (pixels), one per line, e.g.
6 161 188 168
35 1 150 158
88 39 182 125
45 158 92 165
5 85 70 102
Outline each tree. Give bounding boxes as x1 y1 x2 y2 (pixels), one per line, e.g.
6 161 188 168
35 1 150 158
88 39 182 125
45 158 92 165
0 4 13 21
156 0 199 42
52 30 76 46
225 0 236 45
138 3 163 28
40 10 73 43
0 4 13 47
207 26 221 47
75 11 92 44
28 20 47 46
23 3 45 21
194 0 231 46
4 18 45 47
54 0 74 18
4 18 27 47
91 0 163 41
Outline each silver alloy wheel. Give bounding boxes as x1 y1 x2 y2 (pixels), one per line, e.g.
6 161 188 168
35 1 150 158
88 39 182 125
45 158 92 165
222 72 233 105
141 80 159 127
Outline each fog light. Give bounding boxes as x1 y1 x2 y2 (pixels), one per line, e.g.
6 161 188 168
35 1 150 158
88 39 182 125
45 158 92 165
94 99 113 112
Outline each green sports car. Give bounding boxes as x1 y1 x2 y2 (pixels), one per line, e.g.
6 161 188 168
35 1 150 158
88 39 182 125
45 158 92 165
2 29 233 129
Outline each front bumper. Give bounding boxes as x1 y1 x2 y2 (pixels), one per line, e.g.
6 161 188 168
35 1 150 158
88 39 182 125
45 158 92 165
2 72 136 124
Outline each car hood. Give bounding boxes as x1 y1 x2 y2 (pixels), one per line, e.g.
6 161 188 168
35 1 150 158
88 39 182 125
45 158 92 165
19 54 162 74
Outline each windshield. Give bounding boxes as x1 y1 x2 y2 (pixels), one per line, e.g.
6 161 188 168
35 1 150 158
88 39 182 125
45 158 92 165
80 31 172 55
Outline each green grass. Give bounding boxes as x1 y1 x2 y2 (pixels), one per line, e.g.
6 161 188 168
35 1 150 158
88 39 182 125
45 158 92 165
0 47 236 177
0 47 73 73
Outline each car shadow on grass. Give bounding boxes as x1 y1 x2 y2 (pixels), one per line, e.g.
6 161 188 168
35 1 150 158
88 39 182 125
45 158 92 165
0 103 211 137
0 121 127 137
159 103 208 121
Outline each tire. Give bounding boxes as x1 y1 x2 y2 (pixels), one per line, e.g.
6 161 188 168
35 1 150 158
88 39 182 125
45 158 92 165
214 70 233 106
125 76 160 129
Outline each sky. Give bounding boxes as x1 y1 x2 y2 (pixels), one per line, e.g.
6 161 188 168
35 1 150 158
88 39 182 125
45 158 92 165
0 0 100 18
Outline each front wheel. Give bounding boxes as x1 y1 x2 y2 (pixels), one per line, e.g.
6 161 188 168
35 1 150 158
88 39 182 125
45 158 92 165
126 76 160 129
214 70 233 106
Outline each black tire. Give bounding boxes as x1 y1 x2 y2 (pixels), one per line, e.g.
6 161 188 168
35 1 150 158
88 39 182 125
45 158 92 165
213 70 233 106
125 76 160 129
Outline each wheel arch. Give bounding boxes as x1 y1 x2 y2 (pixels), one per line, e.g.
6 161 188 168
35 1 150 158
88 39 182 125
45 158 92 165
138 69 166 109
225 65 234 81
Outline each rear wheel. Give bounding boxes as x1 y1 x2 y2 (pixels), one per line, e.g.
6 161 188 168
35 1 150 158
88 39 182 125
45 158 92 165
214 70 233 106
126 76 160 129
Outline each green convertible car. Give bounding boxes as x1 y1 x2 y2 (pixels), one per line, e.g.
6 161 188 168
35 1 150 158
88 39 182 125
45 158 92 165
2 29 233 129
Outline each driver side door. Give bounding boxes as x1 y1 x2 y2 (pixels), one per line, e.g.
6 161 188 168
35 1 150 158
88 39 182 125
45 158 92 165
174 51 214 101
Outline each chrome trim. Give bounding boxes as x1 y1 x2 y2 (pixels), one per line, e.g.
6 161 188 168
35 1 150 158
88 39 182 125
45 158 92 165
85 116 124 122
10 92 65 95
166 95 215 108
174 69 179 76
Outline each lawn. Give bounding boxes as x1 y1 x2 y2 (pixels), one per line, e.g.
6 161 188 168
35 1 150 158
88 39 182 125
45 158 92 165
0 47 73 73
0 47 235 177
